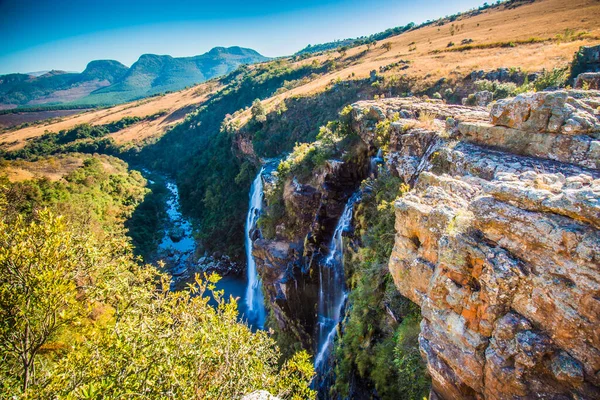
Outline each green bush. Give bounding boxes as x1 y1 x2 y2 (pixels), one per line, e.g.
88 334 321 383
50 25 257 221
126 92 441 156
533 67 568 91
0 155 316 398
394 314 430 399
334 171 429 399
474 80 517 99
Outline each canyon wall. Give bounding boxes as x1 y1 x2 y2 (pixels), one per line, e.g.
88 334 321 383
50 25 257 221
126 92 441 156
350 91 600 399
252 152 369 348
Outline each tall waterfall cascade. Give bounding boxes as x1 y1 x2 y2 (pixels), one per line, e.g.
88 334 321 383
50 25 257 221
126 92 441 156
245 168 267 329
314 193 359 370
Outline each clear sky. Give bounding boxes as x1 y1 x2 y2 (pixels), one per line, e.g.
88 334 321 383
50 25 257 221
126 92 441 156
0 0 486 75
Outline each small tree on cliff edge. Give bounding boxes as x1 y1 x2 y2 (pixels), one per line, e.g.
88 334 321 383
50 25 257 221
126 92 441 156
382 42 392 52
251 99 267 123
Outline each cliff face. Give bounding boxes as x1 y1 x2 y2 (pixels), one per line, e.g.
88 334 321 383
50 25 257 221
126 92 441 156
350 92 600 399
253 154 369 347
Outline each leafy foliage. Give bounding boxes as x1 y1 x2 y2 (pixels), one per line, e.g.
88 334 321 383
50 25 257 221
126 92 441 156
0 156 315 399
334 171 429 399
258 107 360 239
0 210 87 393
472 67 569 102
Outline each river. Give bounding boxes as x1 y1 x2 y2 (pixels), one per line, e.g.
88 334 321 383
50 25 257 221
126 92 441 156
144 170 252 324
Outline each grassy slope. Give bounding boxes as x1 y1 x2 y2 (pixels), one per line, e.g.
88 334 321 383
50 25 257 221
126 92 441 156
4 0 600 150
0 81 220 150
240 0 600 120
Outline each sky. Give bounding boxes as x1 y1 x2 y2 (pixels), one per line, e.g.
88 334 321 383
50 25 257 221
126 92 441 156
0 0 486 75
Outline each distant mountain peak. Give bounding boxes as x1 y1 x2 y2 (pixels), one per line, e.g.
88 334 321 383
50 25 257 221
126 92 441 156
206 46 263 57
0 46 268 108
80 59 129 83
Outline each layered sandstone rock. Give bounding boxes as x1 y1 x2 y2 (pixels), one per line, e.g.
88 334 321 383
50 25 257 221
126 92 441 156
350 93 600 399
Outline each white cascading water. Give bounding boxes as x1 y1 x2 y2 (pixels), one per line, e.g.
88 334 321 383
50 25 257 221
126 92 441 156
245 168 267 329
369 148 384 177
314 193 359 370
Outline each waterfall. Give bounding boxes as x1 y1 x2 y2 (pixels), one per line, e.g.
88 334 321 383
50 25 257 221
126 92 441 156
245 168 266 329
369 148 384 178
314 192 359 370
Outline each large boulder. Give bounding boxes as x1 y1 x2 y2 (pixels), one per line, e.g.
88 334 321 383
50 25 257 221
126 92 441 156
575 72 600 90
490 91 600 135
349 94 600 399
571 44 600 82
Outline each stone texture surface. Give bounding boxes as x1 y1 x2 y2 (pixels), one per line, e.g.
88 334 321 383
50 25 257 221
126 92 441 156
575 72 600 90
350 93 600 399
474 90 494 107
242 390 280 400
490 91 600 136
251 148 369 348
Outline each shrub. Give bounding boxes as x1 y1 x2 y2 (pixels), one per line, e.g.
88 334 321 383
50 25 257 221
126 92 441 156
474 79 518 99
0 170 315 398
394 314 430 399
533 67 568 91
334 172 428 399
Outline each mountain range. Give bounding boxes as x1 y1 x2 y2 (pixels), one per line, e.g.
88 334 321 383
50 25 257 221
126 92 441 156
0 46 268 109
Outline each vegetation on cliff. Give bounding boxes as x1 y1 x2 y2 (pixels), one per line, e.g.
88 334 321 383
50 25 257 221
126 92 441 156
135 60 332 258
0 156 315 398
333 171 429 399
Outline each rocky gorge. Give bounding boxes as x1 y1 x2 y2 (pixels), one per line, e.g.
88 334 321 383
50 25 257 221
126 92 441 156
242 86 600 398
350 91 600 398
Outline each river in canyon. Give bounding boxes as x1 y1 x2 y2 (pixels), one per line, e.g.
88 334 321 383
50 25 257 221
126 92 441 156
144 170 253 325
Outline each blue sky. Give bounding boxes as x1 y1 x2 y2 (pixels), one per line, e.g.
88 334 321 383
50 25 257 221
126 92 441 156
0 0 486 74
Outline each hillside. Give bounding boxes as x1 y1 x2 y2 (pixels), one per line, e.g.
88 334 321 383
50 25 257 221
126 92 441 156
249 0 600 115
0 81 220 150
0 46 267 109
1 0 600 398
5 0 599 150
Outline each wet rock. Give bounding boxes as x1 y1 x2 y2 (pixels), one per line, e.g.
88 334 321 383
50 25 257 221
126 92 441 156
195 254 242 276
168 226 185 242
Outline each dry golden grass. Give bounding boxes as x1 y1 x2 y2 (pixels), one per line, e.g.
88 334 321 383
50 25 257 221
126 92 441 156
4 0 600 148
291 0 600 88
1 155 84 182
0 81 220 150
232 0 600 124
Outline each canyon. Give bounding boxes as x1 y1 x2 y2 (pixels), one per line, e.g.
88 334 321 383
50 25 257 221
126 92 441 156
2 1 600 397
244 87 600 398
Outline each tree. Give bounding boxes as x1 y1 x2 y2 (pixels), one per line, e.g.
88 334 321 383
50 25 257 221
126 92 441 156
382 42 392 52
0 210 90 392
0 203 316 398
251 98 267 123
338 46 348 57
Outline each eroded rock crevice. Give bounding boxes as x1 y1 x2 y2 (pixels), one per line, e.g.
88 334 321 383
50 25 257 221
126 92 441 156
350 91 600 399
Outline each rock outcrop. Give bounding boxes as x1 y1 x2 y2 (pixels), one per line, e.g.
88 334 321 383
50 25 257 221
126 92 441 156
576 72 600 90
252 152 369 347
571 44 600 83
350 92 600 399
